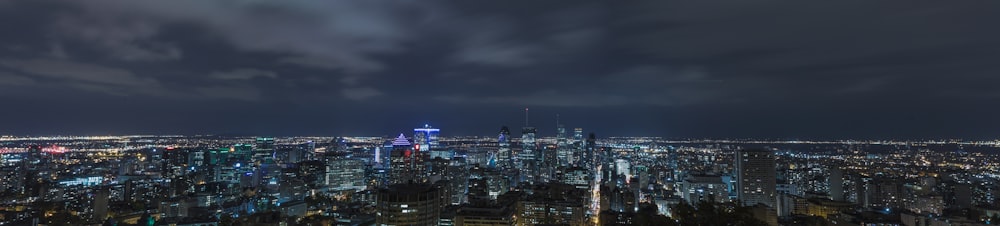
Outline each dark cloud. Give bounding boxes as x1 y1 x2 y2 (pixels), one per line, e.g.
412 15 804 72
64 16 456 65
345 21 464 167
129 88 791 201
0 0 998 138
209 69 278 80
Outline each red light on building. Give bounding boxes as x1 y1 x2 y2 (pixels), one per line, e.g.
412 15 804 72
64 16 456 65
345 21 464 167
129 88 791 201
404 150 412 158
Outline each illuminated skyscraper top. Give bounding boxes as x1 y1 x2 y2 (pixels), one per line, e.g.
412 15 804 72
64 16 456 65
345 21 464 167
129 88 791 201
392 133 411 146
413 124 440 152
389 133 424 184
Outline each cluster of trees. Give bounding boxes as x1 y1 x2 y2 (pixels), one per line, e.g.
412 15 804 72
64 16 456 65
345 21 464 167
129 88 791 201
663 200 769 226
602 200 768 226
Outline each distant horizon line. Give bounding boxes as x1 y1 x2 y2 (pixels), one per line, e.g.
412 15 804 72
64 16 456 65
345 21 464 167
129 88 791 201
0 134 997 142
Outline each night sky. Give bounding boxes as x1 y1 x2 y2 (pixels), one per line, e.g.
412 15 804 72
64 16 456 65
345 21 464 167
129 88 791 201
1 1 999 139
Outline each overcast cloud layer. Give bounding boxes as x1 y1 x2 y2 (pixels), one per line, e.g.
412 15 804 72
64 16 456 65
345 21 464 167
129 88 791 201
1 0 999 139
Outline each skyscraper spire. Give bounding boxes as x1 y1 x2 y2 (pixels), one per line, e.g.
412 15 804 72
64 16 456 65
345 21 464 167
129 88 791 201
525 107 529 127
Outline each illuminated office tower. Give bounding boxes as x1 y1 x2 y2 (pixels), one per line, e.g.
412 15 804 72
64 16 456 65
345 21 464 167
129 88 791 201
469 164 507 200
413 124 440 152
516 183 589 226
541 145 557 182
376 183 443 226
519 127 538 183
389 134 424 185
253 137 275 165
556 122 571 168
736 149 777 207
326 153 366 191
497 126 512 170
615 159 631 178
253 137 280 189
586 133 597 170
667 146 679 181
572 128 583 165
233 144 253 163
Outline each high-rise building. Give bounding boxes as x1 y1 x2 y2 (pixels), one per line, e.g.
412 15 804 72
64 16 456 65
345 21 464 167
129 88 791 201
254 137 275 165
376 183 443 226
572 128 584 166
254 137 280 189
93 187 110 221
560 167 590 190
233 144 253 163
829 168 844 201
444 157 470 205
556 123 571 168
469 164 507 201
497 126 512 170
389 134 424 185
326 153 366 191
519 127 538 183
516 183 589 226
736 149 777 207
680 174 729 204
414 124 441 152
455 205 514 226
586 133 598 170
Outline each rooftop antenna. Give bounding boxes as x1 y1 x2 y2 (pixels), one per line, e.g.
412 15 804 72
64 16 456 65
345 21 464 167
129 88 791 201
525 108 529 127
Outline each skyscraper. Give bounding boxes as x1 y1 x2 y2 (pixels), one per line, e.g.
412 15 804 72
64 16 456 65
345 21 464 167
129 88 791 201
389 134 424 185
254 137 279 189
326 152 366 191
497 126 512 170
376 183 443 225
829 168 844 201
253 137 275 165
233 143 253 163
556 122 571 168
520 127 538 183
586 133 597 170
573 128 584 144
572 128 584 166
413 124 440 152
736 149 777 207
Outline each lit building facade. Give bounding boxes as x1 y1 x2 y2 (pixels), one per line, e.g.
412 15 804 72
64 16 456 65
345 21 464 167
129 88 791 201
388 134 424 185
414 124 440 152
376 183 443 226
326 153 366 191
497 126 511 170
519 127 538 183
736 149 776 207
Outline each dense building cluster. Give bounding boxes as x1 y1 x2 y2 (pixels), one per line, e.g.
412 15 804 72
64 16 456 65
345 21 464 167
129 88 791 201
0 130 999 225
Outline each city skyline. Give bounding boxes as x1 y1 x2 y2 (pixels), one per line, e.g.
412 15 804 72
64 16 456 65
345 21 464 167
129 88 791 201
1 1 999 138
4 1 1000 226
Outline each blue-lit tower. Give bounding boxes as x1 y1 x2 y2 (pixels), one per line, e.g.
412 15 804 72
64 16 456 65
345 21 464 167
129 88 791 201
413 124 440 152
498 126 512 170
